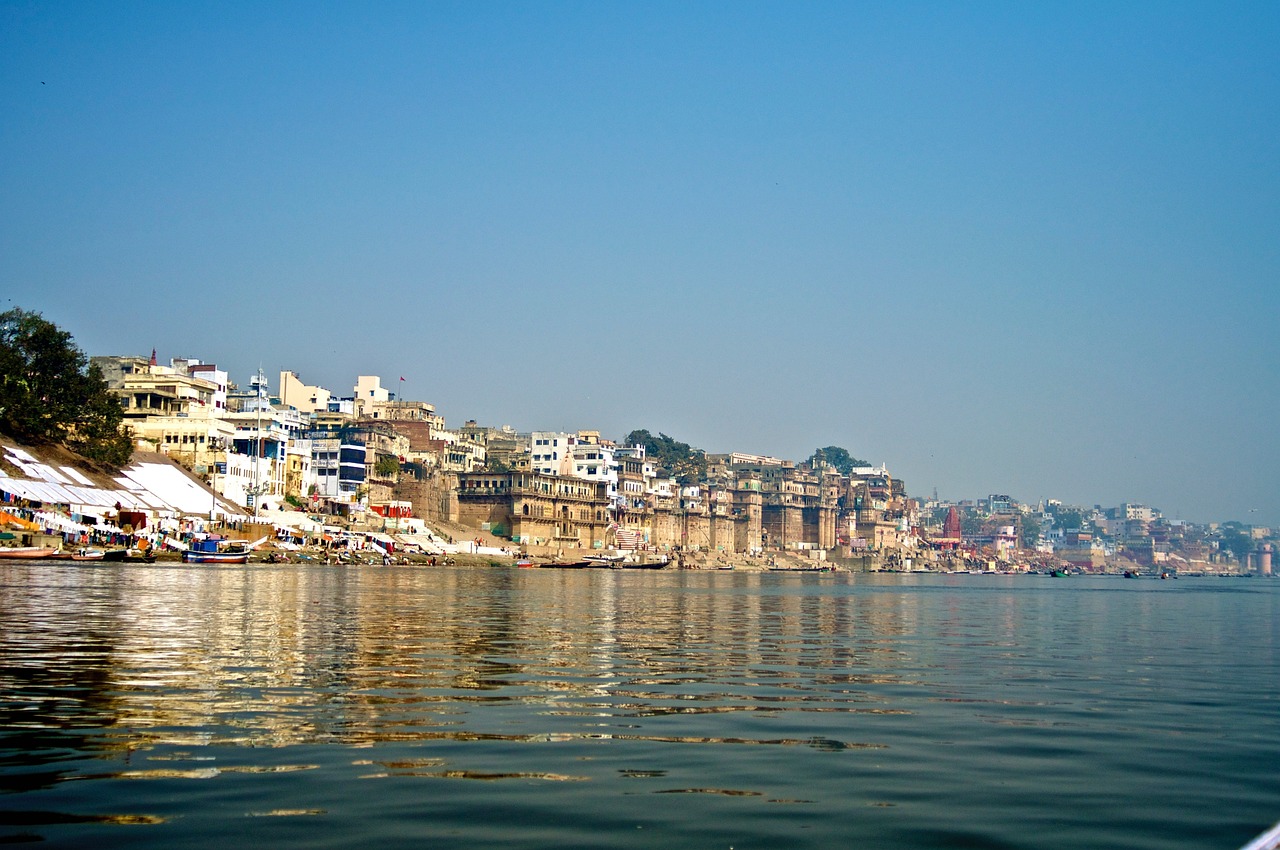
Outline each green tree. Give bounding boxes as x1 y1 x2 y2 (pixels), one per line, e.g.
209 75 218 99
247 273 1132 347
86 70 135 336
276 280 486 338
623 429 707 484
805 446 869 474
1219 522 1254 561
0 308 133 466
1055 510 1085 531
1019 515 1041 549
374 454 400 477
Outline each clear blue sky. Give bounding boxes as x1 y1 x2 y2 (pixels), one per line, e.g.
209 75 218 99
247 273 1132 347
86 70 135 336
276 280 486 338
3 2 1277 525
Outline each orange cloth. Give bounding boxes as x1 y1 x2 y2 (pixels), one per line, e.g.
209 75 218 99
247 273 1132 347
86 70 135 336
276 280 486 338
0 510 39 531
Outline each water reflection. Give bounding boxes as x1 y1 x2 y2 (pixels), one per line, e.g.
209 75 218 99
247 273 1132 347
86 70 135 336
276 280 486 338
0 566 913 758
1 564 1277 849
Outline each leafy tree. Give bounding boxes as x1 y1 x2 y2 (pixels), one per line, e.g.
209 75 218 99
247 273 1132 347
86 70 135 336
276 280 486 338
1055 510 1085 531
1019 515 1041 549
374 454 400 477
623 429 707 484
805 446 869 475
1218 523 1254 560
0 308 133 466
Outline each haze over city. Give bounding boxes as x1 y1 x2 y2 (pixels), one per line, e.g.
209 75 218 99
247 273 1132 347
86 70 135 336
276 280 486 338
2 2 1277 525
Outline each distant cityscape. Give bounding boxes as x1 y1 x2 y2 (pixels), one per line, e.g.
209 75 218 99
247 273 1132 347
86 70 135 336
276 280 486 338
61 349 1269 574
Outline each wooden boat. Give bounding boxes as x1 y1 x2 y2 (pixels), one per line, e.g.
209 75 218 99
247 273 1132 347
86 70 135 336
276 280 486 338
101 548 157 563
181 535 266 565
183 549 250 564
70 549 105 561
0 546 59 559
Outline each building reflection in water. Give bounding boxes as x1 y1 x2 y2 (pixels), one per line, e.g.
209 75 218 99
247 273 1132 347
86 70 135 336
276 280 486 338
0 564 979 776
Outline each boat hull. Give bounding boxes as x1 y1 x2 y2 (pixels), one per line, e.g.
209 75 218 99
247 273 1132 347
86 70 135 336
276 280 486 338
0 547 59 559
183 551 250 564
101 549 156 563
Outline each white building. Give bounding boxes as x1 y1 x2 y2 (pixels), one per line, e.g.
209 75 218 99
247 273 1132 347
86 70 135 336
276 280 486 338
172 359 228 412
615 445 655 510
217 448 284 511
531 432 578 478
571 441 619 505
353 375 390 418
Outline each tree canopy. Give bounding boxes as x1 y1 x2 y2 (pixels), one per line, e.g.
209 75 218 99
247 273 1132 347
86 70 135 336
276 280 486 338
805 446 869 475
1019 514 1041 549
1054 510 1086 531
1218 525 1255 560
623 429 707 484
0 308 133 467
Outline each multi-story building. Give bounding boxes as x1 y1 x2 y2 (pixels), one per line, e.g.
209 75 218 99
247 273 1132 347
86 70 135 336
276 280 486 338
530 432 578 477
364 399 446 431
305 428 366 504
456 471 612 549
284 437 315 502
570 439 619 506
278 370 332 414
94 354 223 420
353 375 390 418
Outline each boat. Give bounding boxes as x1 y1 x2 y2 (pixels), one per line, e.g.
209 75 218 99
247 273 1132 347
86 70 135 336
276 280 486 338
101 548 157 563
0 546 60 559
183 549 250 564
70 548 105 561
181 535 266 565
583 552 626 566
588 549 670 569
1240 819 1280 850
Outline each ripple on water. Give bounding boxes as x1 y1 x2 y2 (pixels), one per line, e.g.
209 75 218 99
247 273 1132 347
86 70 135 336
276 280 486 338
0 566 1276 850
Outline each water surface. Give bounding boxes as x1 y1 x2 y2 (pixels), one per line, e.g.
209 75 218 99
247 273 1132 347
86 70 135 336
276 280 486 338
1 564 1277 848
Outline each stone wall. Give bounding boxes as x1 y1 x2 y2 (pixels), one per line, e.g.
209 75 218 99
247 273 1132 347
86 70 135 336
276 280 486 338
393 467 455 524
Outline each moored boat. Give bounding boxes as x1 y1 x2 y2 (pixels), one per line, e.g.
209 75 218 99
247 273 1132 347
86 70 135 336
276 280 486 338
183 549 250 564
101 548 157 563
181 535 265 565
70 548 105 561
0 546 60 559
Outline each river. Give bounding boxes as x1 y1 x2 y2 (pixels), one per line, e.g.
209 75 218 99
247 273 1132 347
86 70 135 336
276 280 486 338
1 563 1277 849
